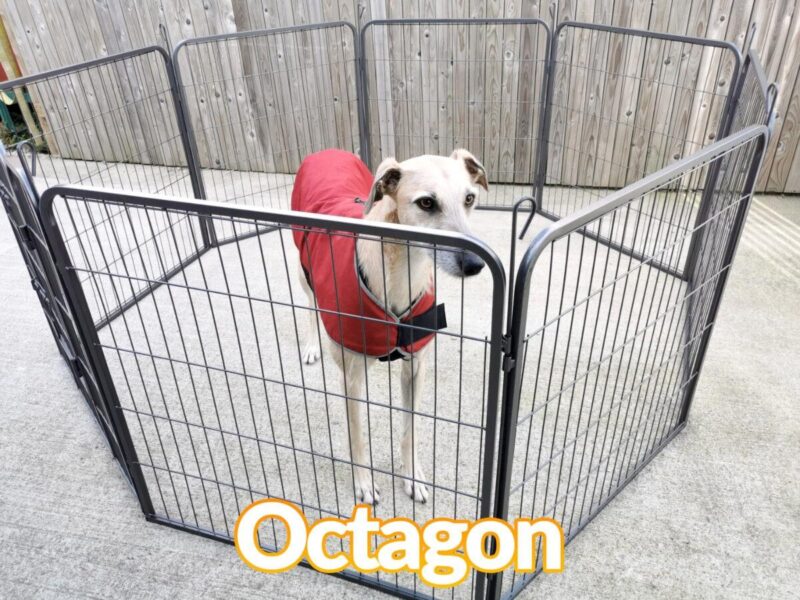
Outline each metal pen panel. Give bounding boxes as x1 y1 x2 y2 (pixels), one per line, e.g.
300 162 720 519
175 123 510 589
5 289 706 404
540 22 743 248
0 47 210 327
360 19 551 209
0 46 200 199
172 22 361 227
683 49 774 286
39 185 506 600
492 124 767 599
725 49 777 135
0 157 132 483
0 16 779 600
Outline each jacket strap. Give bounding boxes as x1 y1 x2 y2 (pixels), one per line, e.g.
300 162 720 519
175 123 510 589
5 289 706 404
396 303 447 348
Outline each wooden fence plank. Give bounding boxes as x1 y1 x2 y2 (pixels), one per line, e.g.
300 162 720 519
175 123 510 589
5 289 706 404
759 1 800 190
373 1 397 161
0 0 799 193
783 84 800 191
4 0 66 155
466 0 486 172
513 3 544 190
607 0 651 187
450 0 468 158
482 0 503 181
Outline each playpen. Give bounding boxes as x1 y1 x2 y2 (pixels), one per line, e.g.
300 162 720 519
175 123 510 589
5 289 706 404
0 18 775 600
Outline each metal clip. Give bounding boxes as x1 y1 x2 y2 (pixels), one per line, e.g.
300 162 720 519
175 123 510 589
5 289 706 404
501 335 516 372
20 224 37 250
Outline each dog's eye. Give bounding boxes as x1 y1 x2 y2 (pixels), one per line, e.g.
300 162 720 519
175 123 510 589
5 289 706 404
416 196 436 211
465 193 476 207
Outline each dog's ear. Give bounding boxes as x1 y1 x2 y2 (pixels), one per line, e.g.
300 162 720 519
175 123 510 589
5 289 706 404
365 157 402 213
451 148 488 191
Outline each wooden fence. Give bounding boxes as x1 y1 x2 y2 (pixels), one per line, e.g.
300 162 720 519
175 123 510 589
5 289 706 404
0 0 798 193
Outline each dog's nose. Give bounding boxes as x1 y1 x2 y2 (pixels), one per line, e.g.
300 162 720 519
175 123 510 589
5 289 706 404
460 251 485 276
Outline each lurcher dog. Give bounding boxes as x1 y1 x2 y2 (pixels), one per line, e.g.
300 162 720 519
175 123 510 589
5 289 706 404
292 148 487 504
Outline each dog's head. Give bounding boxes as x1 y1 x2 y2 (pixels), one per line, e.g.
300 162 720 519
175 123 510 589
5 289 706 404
364 149 488 277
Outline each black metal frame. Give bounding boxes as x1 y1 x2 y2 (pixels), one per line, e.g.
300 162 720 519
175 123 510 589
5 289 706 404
0 46 213 332
358 18 551 170
0 151 134 487
536 21 745 276
490 124 769 599
38 185 507 600
0 17 778 600
0 45 205 203
171 21 361 226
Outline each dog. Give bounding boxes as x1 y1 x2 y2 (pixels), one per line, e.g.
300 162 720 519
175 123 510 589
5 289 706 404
291 148 487 504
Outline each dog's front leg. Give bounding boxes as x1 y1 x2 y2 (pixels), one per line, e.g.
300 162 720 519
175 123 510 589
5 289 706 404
342 354 380 505
401 353 429 503
296 262 321 364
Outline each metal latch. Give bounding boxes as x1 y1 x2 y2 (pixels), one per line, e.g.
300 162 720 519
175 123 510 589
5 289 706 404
501 334 516 372
20 224 36 250
58 335 83 379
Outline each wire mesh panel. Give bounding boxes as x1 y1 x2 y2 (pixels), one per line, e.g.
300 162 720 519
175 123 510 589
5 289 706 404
727 50 776 134
0 160 66 362
491 124 767 599
541 23 742 225
682 50 774 290
173 22 361 216
0 16 778 600
360 19 550 209
40 186 506 599
50 183 210 331
0 160 132 480
0 47 199 199
0 48 207 328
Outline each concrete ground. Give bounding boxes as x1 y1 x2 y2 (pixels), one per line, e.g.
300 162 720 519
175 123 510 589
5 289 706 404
1 193 798 599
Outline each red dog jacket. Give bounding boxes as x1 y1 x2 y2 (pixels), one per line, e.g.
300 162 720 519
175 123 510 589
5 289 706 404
291 149 446 361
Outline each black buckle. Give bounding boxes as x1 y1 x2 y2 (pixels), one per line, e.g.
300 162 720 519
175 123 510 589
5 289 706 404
396 303 447 348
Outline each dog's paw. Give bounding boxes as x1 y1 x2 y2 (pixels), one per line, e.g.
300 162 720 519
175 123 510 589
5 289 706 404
354 470 380 505
404 478 429 503
403 463 429 503
301 344 320 365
